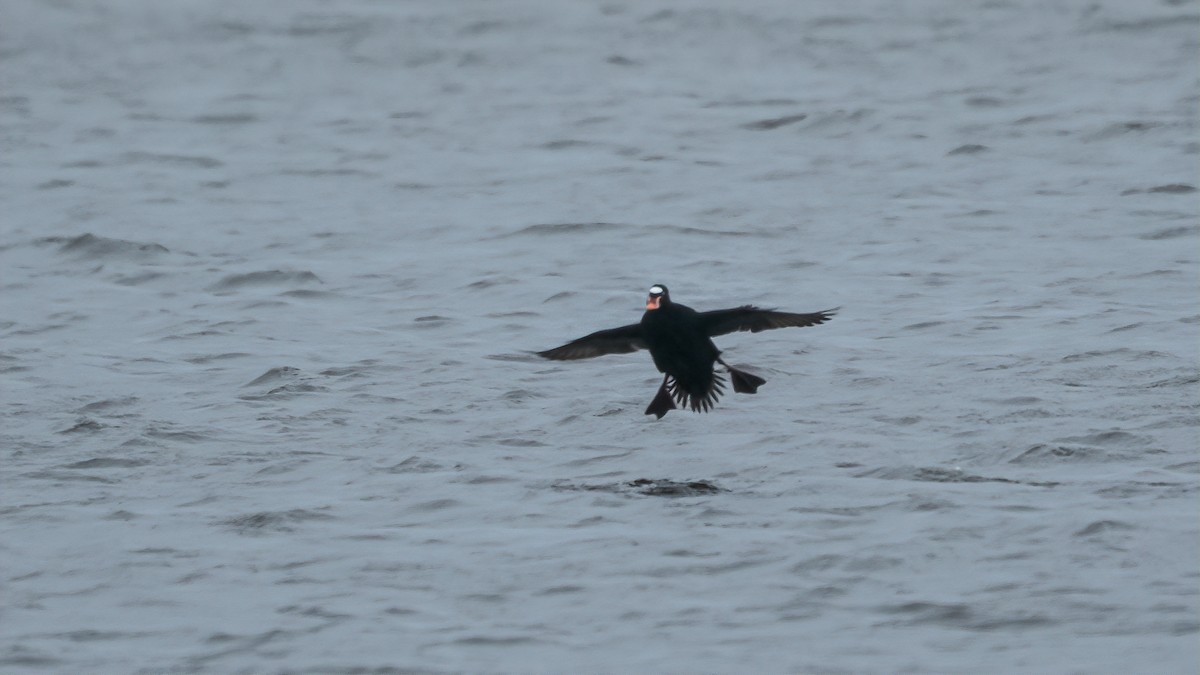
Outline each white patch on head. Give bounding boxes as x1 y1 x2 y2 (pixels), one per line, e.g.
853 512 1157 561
649 285 665 295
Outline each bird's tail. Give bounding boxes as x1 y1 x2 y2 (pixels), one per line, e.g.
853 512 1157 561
668 373 725 413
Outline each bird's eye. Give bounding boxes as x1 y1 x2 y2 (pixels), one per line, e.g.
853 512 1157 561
649 285 664 295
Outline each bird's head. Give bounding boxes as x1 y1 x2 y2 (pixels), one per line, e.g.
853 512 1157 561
646 284 670 310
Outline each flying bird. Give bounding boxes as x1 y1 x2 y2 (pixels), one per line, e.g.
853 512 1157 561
537 284 836 418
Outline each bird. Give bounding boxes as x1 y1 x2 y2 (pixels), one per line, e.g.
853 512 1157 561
537 284 836 418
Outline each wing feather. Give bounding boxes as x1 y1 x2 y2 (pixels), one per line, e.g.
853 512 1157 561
537 323 646 360
699 306 838 337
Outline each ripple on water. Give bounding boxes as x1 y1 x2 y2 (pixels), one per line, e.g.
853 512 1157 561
222 509 334 535
63 457 150 469
876 601 1055 631
554 478 725 497
51 233 169 260
210 270 322 291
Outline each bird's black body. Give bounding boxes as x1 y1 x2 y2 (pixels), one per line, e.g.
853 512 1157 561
538 285 836 418
640 296 725 414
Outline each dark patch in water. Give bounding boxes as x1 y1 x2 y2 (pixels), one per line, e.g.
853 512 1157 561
1057 430 1147 447
288 14 373 36
508 222 627 236
1147 183 1196 193
1008 435 1162 464
1085 120 1163 140
628 479 725 496
123 151 223 168
1125 184 1198 195
57 629 151 642
965 96 1005 107
1144 374 1200 388
191 113 257 125
54 233 169 259
185 352 252 364
858 465 1058 487
143 426 209 442
541 139 594 150
406 498 461 512
211 270 322 290
466 277 516 290
879 601 971 624
704 98 799 108
948 143 989 155
244 367 303 387
557 478 725 497
240 383 327 400
0 648 62 667
113 271 166 286
281 167 375 177
279 289 336 299
877 601 1054 631
1074 520 1135 537
64 458 149 469
59 418 107 434
26 470 116 484
1139 225 1199 240
453 636 537 646
37 179 74 190
1092 14 1200 32
742 113 808 130
223 509 333 534
75 397 139 413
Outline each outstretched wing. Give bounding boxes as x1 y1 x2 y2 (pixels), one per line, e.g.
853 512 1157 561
699 306 838 337
537 323 646 360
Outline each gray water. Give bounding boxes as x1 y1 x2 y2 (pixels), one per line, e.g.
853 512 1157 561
2 1 1198 673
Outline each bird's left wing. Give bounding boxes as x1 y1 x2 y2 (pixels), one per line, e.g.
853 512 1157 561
537 323 646 360
699 306 838 337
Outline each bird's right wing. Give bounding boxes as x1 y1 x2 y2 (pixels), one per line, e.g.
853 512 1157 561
536 323 646 360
